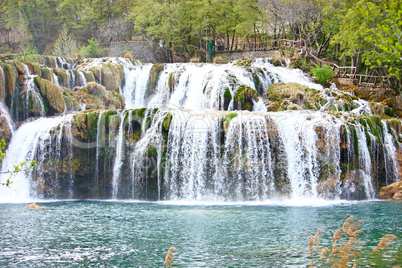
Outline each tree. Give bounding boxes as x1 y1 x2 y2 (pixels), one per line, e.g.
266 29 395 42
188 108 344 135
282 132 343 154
0 0 17 15
363 0 401 90
52 24 77 58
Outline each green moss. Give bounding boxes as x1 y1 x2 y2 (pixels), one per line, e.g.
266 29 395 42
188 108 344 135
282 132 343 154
349 125 359 156
168 72 175 91
85 71 95 83
148 63 165 94
34 77 65 115
44 56 56 68
54 68 69 87
384 106 395 117
26 62 42 77
41 67 52 81
234 85 259 111
329 104 337 111
163 114 173 133
224 88 232 99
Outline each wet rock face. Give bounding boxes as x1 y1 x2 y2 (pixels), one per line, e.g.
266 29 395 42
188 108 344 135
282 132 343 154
0 115 12 144
378 181 402 200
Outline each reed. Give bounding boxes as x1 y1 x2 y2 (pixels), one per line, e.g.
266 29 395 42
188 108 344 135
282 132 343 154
309 216 398 267
164 246 178 267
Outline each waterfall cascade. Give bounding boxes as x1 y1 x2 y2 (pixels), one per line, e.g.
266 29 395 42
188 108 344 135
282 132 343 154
0 55 400 202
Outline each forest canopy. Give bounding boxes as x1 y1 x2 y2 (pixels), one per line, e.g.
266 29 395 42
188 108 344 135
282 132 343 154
0 0 400 89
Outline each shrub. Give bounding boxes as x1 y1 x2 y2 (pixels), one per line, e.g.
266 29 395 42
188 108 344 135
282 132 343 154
124 52 133 61
311 66 334 87
79 38 104 58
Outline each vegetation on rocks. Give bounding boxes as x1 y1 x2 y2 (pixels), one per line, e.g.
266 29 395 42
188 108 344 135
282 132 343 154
34 77 65 115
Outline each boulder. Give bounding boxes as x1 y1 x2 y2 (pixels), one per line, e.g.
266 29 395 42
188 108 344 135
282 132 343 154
35 77 65 115
378 181 402 200
25 203 44 209
233 85 259 111
263 82 320 111
72 82 125 110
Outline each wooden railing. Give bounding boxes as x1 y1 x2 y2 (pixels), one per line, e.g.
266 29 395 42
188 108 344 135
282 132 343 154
215 39 303 53
99 40 150 49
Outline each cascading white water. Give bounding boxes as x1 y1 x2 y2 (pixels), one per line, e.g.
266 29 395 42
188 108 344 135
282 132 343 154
0 115 73 202
111 110 127 198
78 71 87 87
94 111 105 196
271 111 341 198
354 124 375 198
382 121 400 184
14 64 46 120
222 112 275 200
130 109 167 199
121 64 153 108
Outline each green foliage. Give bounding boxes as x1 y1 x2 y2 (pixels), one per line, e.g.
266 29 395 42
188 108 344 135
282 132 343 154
311 66 334 87
79 38 103 58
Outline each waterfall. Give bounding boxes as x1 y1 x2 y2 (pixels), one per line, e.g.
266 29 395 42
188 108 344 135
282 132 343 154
0 115 73 202
111 110 127 198
121 64 153 109
271 111 341 198
11 64 45 121
382 121 400 184
1 56 400 202
355 124 375 198
94 111 105 196
52 72 60 87
222 113 274 200
78 71 87 87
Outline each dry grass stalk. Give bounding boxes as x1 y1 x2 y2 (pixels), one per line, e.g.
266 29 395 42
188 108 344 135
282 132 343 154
213 56 224 64
190 57 200 63
372 234 398 265
309 216 398 267
164 247 178 268
309 228 324 266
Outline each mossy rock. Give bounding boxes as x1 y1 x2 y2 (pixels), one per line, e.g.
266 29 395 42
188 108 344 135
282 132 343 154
41 67 53 82
34 77 65 115
27 62 42 77
168 72 176 92
85 71 95 83
0 63 5 102
223 112 237 130
63 88 81 111
263 82 319 112
234 58 253 67
72 112 89 140
233 85 259 111
11 60 26 74
100 63 123 92
162 114 172 134
3 63 17 102
0 114 13 144
44 56 57 68
73 82 124 110
54 68 69 87
148 63 165 94
90 67 101 83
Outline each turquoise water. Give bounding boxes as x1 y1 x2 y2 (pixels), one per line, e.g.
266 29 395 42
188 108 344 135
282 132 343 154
0 200 401 267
